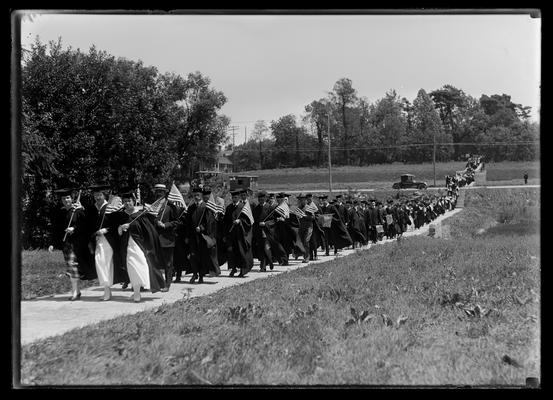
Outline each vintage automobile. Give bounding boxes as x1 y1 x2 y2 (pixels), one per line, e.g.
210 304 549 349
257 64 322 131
229 175 258 192
392 174 427 190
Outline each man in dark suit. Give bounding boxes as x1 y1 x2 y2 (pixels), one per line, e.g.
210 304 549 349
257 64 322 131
152 183 180 291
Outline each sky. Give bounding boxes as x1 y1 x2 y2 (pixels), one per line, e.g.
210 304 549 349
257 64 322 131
19 11 541 146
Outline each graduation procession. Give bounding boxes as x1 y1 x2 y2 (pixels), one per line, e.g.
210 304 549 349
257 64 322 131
50 179 461 303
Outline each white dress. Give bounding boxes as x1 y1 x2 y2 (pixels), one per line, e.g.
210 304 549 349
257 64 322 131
126 235 151 290
94 235 114 286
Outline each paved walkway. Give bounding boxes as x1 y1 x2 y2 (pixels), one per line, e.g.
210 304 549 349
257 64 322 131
20 208 463 345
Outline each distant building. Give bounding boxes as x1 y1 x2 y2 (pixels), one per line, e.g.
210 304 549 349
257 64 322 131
213 151 233 173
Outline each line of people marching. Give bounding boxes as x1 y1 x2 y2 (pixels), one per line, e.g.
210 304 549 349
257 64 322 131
49 181 461 302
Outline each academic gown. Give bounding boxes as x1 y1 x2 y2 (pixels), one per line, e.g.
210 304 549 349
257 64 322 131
327 204 352 250
86 203 128 285
173 205 191 273
116 210 166 292
54 206 97 280
186 202 220 277
252 202 276 263
226 202 254 274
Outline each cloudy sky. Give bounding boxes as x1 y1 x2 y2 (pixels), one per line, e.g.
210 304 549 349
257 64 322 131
20 11 541 146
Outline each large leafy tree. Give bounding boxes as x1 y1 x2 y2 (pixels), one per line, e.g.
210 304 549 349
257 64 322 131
21 38 228 248
330 78 358 165
408 89 449 162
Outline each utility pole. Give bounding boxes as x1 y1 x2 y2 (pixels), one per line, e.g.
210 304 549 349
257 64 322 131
228 125 238 173
245 126 247 143
328 113 332 194
433 129 436 187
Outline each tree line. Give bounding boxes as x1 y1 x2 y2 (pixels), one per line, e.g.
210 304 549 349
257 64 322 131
21 38 230 248
232 78 539 171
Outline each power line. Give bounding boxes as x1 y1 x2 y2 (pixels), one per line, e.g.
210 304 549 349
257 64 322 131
230 141 539 153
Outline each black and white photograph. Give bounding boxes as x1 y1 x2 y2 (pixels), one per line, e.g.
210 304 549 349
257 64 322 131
12 9 540 387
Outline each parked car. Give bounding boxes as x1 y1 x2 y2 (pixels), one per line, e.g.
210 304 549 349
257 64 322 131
392 174 427 190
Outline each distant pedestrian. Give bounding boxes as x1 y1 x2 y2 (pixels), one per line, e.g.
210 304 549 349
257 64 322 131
524 172 528 184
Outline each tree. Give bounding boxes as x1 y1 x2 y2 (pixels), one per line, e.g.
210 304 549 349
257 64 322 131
330 78 358 164
21 37 229 248
304 99 331 167
409 89 448 163
367 90 408 163
250 120 269 169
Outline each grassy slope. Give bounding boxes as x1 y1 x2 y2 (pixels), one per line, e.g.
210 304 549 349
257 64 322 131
240 161 540 190
20 188 540 386
21 251 98 299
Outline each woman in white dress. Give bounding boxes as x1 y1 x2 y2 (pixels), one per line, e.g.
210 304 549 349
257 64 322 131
116 190 166 302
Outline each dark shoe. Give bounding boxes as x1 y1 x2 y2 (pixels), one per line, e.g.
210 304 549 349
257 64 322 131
174 277 181 283
140 287 147 292
189 274 198 284
302 259 309 263
198 276 204 284
269 264 274 270
122 282 129 289
325 252 330 256
229 269 237 277
237 272 246 278
69 292 81 301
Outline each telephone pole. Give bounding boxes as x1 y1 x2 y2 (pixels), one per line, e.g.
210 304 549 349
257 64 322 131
433 129 436 187
227 125 238 172
245 126 247 143
328 113 332 194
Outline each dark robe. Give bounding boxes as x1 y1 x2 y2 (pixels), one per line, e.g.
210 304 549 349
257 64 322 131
225 202 254 274
287 212 307 258
327 203 352 250
53 206 96 280
309 204 325 253
186 201 220 277
347 207 366 245
116 210 166 293
173 206 191 275
86 203 128 284
155 199 180 248
252 201 276 265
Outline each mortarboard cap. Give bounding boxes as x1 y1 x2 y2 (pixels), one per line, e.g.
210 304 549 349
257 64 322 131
257 190 268 197
53 188 75 197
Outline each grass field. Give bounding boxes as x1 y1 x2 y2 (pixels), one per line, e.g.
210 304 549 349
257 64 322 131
21 251 98 300
239 161 540 191
19 187 540 386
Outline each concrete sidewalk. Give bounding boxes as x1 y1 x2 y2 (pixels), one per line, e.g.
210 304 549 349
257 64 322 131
20 208 463 345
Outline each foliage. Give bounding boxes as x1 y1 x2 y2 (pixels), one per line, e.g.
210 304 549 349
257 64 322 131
232 80 539 171
21 38 229 248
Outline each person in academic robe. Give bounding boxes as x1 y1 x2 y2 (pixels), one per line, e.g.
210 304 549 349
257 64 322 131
304 193 324 261
225 189 254 277
327 197 352 254
252 190 275 271
262 192 289 266
186 187 220 283
347 200 366 248
115 190 166 302
212 185 227 268
287 198 308 262
151 183 180 291
86 184 128 301
49 188 96 301
172 192 190 283
296 194 313 263
318 195 333 256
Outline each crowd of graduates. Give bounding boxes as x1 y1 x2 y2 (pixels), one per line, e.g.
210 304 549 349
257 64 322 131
445 154 484 192
50 176 462 303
